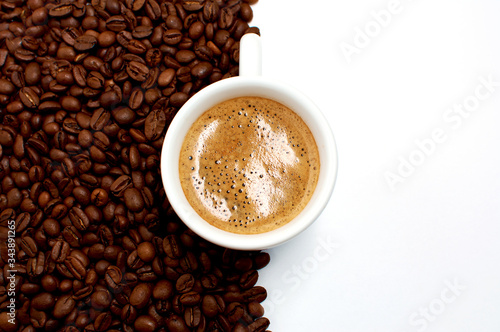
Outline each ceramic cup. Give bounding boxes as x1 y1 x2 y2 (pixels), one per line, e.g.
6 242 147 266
160 33 338 250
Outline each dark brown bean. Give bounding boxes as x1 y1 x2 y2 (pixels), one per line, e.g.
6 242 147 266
20 236 38 257
163 29 183 45
126 61 149 82
152 279 174 300
248 317 270 332
134 315 158 332
49 3 74 17
130 283 152 309
68 207 90 231
19 87 40 108
74 35 98 51
112 106 136 125
90 289 113 310
123 187 145 212
53 295 76 319
144 109 166 141
191 61 213 79
165 314 189 332
0 2 270 330
182 0 205 11
90 108 111 131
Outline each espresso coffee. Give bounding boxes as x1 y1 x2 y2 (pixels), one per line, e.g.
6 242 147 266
180 96 320 234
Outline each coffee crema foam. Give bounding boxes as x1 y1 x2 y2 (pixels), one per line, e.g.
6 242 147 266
179 96 320 234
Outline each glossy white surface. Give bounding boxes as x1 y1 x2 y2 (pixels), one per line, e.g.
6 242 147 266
251 0 500 331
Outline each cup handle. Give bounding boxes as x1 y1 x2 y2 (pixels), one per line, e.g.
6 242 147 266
239 33 262 77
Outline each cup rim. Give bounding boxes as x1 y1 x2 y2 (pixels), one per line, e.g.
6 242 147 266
160 76 338 250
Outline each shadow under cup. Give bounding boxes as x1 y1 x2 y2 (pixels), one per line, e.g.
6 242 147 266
160 76 338 250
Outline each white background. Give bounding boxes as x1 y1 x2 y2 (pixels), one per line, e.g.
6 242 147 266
251 0 500 331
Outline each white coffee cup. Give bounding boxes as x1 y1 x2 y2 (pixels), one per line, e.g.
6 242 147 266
160 33 338 250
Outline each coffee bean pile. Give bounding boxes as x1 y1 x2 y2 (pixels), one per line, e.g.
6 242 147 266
0 0 271 331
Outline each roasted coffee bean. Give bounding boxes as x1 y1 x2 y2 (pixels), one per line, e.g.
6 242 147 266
19 87 40 108
191 61 213 79
144 108 166 141
68 207 90 231
90 188 108 207
31 292 55 311
72 285 93 300
239 270 258 290
49 3 74 17
62 118 82 134
126 61 149 82
163 234 183 259
240 2 254 22
184 306 202 328
64 255 87 280
204 0 220 22
61 27 81 46
130 282 152 309
20 236 38 257
136 265 156 281
176 273 195 293
226 302 245 323
127 249 145 270
134 315 158 332
62 225 82 247
176 49 196 63
60 95 81 112
112 106 136 125
253 252 271 270
248 317 270 332
218 8 234 30
0 79 15 95
93 131 110 150
105 265 123 291
53 295 76 319
90 108 111 131
16 212 31 233
133 25 153 39
0 1 269 330
166 313 190 332
14 48 36 61
128 88 144 110
94 312 112 332
242 286 267 303
248 301 265 318
74 35 98 51
127 39 147 54
157 68 175 87
123 187 145 212
106 16 127 32
120 303 138 325
72 65 87 87
152 279 174 300
202 294 225 318
26 251 45 277
87 71 105 89
163 29 183 45
51 239 70 263
179 291 201 307
182 0 205 11
110 175 133 197
90 289 113 310
136 241 155 262
100 90 121 107
170 91 189 107
99 225 114 246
